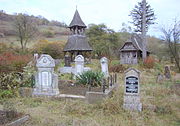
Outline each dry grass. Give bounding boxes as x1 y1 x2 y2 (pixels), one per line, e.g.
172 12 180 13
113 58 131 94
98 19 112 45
0 61 180 126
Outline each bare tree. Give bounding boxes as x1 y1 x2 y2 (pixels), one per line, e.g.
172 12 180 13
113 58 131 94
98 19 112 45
130 0 156 60
161 20 180 72
14 13 38 52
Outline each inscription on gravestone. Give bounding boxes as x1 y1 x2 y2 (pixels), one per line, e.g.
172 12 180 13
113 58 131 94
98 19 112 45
126 76 138 93
123 68 142 111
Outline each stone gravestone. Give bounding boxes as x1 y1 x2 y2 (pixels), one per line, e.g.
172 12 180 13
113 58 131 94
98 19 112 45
64 55 71 67
74 55 84 77
100 57 109 77
33 54 59 96
123 68 142 111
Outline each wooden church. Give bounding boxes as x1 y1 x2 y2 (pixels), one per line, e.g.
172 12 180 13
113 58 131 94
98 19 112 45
63 9 93 61
119 34 149 64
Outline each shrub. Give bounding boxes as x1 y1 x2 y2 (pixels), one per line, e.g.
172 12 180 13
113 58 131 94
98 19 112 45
43 30 55 38
144 56 155 69
109 64 126 73
33 40 64 59
76 71 104 87
21 65 36 88
0 73 21 99
0 52 31 73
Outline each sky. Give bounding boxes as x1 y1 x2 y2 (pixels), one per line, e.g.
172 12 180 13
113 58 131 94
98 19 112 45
0 0 180 37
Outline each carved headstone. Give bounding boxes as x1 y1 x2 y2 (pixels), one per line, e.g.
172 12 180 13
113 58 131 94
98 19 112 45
33 54 59 96
75 55 84 76
100 57 109 77
123 68 142 111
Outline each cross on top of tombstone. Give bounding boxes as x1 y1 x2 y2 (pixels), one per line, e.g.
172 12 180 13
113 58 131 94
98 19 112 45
36 54 55 68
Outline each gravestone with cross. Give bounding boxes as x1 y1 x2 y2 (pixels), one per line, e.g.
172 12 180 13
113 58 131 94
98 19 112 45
33 54 59 96
100 57 109 78
123 68 142 111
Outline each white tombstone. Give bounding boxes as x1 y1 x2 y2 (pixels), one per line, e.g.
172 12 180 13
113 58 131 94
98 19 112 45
100 57 109 77
33 54 59 96
34 53 39 61
75 55 84 76
123 68 142 111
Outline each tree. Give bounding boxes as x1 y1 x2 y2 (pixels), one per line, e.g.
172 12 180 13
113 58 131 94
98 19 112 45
161 20 180 72
14 13 38 52
86 24 121 59
130 0 156 60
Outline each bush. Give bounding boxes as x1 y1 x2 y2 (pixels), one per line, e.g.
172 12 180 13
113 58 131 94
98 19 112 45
76 71 104 87
109 64 126 73
144 56 155 69
33 40 64 59
0 73 21 99
0 52 31 73
43 30 55 38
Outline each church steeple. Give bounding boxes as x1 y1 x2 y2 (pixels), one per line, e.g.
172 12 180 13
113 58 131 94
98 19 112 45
68 9 86 35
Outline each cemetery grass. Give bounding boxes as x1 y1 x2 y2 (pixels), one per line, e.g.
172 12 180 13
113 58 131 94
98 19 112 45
1 69 179 126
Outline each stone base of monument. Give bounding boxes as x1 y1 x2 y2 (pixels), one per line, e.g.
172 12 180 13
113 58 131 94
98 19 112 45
123 95 142 112
32 88 59 96
59 67 73 74
85 84 118 104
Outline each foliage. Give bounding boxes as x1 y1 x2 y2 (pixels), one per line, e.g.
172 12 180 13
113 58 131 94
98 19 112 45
14 13 38 52
109 64 127 73
161 20 180 72
21 65 36 88
0 42 8 54
0 73 21 99
0 52 31 73
43 30 55 38
33 40 64 59
76 71 104 87
86 24 125 58
130 0 156 32
143 56 155 68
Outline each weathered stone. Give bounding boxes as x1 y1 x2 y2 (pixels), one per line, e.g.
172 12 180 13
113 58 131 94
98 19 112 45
74 55 84 76
156 73 164 83
123 68 142 111
100 57 109 77
33 54 59 96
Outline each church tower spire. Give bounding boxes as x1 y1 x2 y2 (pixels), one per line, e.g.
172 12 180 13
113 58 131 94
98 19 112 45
68 9 86 35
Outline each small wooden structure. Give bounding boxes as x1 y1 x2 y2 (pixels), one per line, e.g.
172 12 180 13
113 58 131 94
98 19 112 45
119 34 149 64
63 9 93 61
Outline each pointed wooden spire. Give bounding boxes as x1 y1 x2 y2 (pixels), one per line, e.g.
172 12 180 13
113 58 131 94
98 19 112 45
68 9 86 28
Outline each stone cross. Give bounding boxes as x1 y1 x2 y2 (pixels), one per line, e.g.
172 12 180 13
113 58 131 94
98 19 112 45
75 55 84 76
123 68 142 111
100 57 109 78
33 54 59 96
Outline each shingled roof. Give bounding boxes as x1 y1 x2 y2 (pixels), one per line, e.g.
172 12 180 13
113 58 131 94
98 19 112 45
68 9 86 28
63 35 93 52
119 34 148 52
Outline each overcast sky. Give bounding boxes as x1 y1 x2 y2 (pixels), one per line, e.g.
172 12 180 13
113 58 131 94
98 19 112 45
0 0 180 37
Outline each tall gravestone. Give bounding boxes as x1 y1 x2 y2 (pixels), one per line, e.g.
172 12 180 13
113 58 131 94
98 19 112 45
33 54 59 96
100 57 109 78
75 55 84 76
123 68 142 111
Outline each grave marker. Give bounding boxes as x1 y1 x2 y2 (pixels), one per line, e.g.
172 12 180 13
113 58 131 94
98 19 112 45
33 54 59 96
100 57 109 77
75 55 84 76
123 68 142 111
